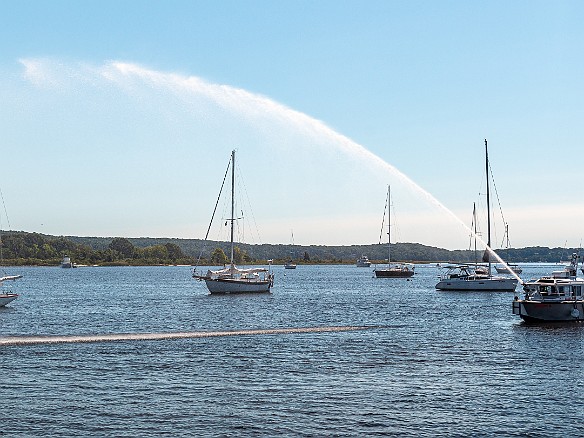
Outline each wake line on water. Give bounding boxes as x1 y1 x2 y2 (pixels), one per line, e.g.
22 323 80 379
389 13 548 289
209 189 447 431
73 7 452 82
0 325 379 346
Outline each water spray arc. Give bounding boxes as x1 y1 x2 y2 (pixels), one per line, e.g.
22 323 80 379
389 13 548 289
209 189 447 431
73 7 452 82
108 62 524 283
20 59 523 282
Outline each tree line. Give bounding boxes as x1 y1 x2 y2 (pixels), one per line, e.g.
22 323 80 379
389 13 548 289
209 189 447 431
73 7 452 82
0 233 195 266
0 231 579 265
0 232 261 266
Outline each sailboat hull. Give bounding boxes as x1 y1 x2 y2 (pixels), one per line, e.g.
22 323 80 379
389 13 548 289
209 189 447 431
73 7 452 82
436 277 517 291
0 294 18 307
374 269 414 278
495 265 523 274
204 278 271 294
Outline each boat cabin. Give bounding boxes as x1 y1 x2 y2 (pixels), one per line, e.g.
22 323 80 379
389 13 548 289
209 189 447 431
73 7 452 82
523 278 584 300
441 265 489 280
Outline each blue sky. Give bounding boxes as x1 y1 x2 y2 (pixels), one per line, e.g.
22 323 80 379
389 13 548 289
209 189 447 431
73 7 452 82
0 0 582 249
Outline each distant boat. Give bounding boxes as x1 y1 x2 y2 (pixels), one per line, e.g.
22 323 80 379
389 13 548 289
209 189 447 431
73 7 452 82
193 150 274 294
356 255 371 267
494 224 522 274
284 230 297 269
374 185 414 278
436 140 517 291
513 252 584 322
495 264 523 274
0 198 22 306
61 255 75 268
0 275 21 307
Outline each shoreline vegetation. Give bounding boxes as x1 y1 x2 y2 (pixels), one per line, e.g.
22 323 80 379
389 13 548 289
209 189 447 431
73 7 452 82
0 231 578 267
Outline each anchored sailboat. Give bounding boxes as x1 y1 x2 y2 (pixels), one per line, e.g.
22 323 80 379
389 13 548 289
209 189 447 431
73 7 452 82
374 185 414 278
284 230 297 269
193 150 274 294
0 274 21 307
494 224 522 274
436 139 517 291
0 207 22 306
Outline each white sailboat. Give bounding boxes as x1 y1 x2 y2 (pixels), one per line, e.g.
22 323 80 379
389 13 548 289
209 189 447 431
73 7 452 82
0 274 21 307
284 230 297 269
0 229 22 306
374 185 414 278
495 263 522 275
193 150 274 294
436 139 517 291
494 224 522 274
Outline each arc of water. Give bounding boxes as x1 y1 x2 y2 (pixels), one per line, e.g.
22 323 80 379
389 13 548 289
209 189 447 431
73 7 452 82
109 62 523 283
21 59 523 283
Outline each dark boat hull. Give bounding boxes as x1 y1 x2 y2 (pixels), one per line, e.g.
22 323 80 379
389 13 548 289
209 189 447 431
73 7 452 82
513 299 584 322
374 269 414 278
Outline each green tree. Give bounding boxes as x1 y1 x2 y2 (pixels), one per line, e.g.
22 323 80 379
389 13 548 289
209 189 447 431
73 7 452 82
233 246 250 264
109 237 135 258
142 245 169 261
303 251 310 261
53 237 77 254
165 243 185 261
41 243 58 259
210 248 228 265
99 248 118 263
72 244 93 263
24 233 45 248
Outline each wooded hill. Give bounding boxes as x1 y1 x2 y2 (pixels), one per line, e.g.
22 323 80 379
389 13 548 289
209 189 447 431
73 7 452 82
0 231 577 266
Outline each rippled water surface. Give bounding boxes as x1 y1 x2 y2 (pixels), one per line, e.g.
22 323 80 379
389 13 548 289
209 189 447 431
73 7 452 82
1 264 583 436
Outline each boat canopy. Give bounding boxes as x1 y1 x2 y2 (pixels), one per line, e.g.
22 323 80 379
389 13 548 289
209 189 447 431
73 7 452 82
442 264 475 271
206 265 268 279
0 275 22 282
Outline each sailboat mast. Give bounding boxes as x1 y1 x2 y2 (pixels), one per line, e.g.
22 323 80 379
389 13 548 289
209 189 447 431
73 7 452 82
230 149 235 266
473 202 477 266
387 185 391 266
485 139 491 275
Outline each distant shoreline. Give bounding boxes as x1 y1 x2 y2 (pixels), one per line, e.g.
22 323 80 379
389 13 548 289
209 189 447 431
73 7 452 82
0 230 579 265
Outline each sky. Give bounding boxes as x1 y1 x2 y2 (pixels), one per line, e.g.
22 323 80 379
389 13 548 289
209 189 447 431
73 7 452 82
0 0 582 250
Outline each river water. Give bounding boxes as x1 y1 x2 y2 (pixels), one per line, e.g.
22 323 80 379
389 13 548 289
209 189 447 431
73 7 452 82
1 264 582 436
